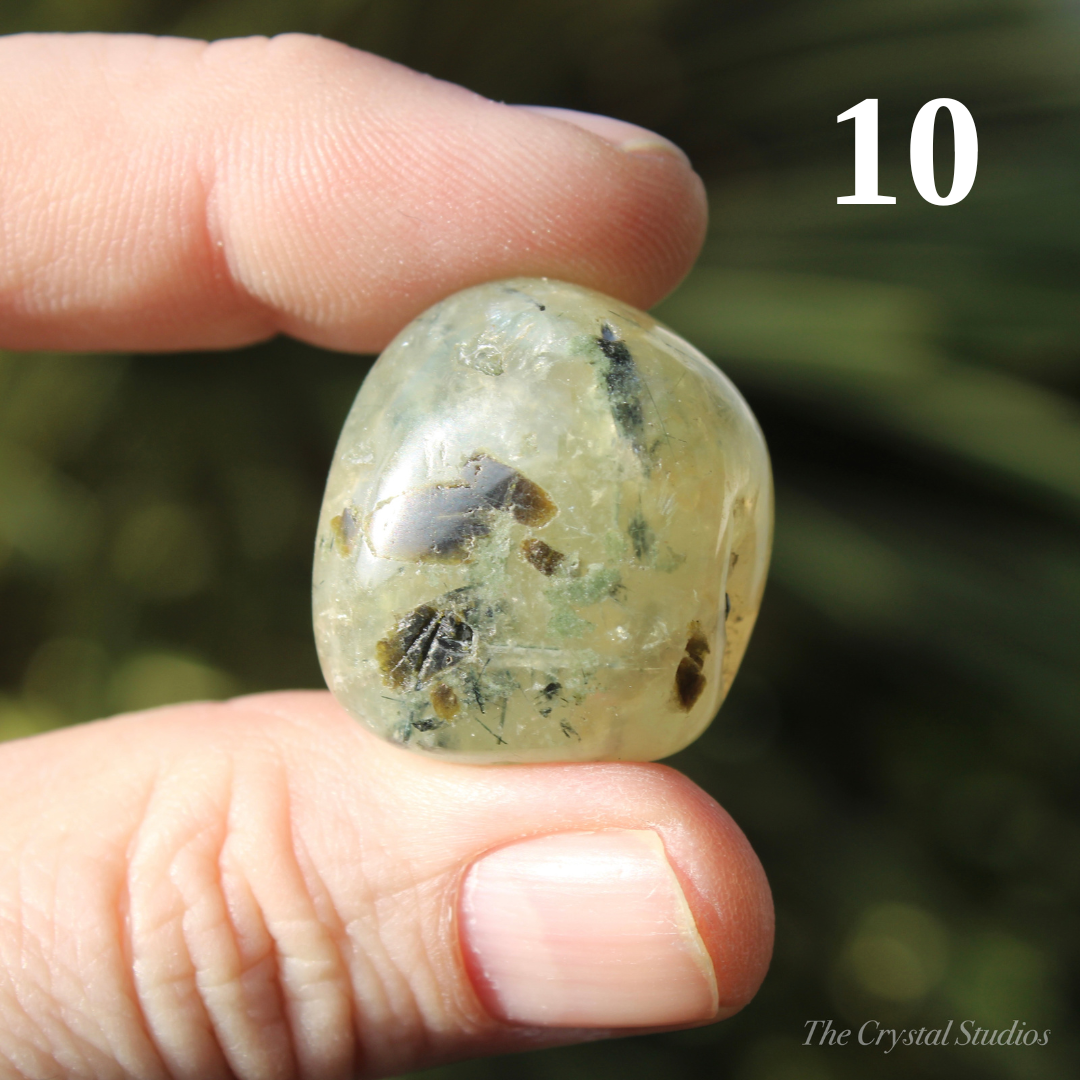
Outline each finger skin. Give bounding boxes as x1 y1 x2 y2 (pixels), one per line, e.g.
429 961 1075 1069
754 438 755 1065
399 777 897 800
0 33 707 354
0 692 773 1079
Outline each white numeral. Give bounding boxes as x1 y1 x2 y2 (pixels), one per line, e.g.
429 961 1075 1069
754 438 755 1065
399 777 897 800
910 98 978 205
837 98 896 204
838 98 978 206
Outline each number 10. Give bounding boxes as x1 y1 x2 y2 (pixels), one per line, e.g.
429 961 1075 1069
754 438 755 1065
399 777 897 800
837 98 978 206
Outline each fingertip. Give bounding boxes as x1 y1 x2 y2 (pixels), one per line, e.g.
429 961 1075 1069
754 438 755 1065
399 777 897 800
498 103 709 313
453 766 772 1031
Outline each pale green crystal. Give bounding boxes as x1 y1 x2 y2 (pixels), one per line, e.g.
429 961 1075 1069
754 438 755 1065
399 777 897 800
313 278 772 763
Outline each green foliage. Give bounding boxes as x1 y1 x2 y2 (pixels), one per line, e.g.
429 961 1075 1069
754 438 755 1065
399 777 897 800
1 1 1078 1078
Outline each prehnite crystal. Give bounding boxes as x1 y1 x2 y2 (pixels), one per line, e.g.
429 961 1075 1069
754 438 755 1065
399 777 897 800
313 278 772 763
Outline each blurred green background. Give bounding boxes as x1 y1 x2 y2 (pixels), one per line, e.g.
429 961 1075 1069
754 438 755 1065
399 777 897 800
2 1 1078 1078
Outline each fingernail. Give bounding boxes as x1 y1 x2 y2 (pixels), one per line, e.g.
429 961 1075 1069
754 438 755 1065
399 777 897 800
460 829 719 1028
516 105 691 164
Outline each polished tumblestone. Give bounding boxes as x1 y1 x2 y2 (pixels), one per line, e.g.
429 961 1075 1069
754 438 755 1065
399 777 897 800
313 278 772 762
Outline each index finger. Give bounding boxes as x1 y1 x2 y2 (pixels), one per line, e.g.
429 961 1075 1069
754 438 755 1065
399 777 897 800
0 32 707 354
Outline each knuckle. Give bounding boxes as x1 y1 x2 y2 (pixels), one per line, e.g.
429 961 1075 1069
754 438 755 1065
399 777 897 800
126 727 355 1079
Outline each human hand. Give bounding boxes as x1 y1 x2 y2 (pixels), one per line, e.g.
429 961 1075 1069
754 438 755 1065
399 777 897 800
0 32 772 1079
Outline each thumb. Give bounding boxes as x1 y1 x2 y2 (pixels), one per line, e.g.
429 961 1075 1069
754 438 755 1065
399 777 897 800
0 691 773 1079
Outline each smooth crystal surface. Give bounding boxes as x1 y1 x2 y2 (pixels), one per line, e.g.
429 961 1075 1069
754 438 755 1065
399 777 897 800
314 278 772 762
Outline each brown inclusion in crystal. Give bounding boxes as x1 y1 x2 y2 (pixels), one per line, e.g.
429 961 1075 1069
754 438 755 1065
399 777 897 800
330 505 360 555
430 683 460 720
521 537 564 575
460 453 556 526
674 621 710 710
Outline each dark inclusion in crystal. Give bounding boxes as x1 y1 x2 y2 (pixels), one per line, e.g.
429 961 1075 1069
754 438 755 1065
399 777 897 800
376 601 475 690
537 680 563 717
521 537 564 575
674 621 710 711
627 511 654 561
598 323 646 455
367 453 556 563
411 717 443 733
